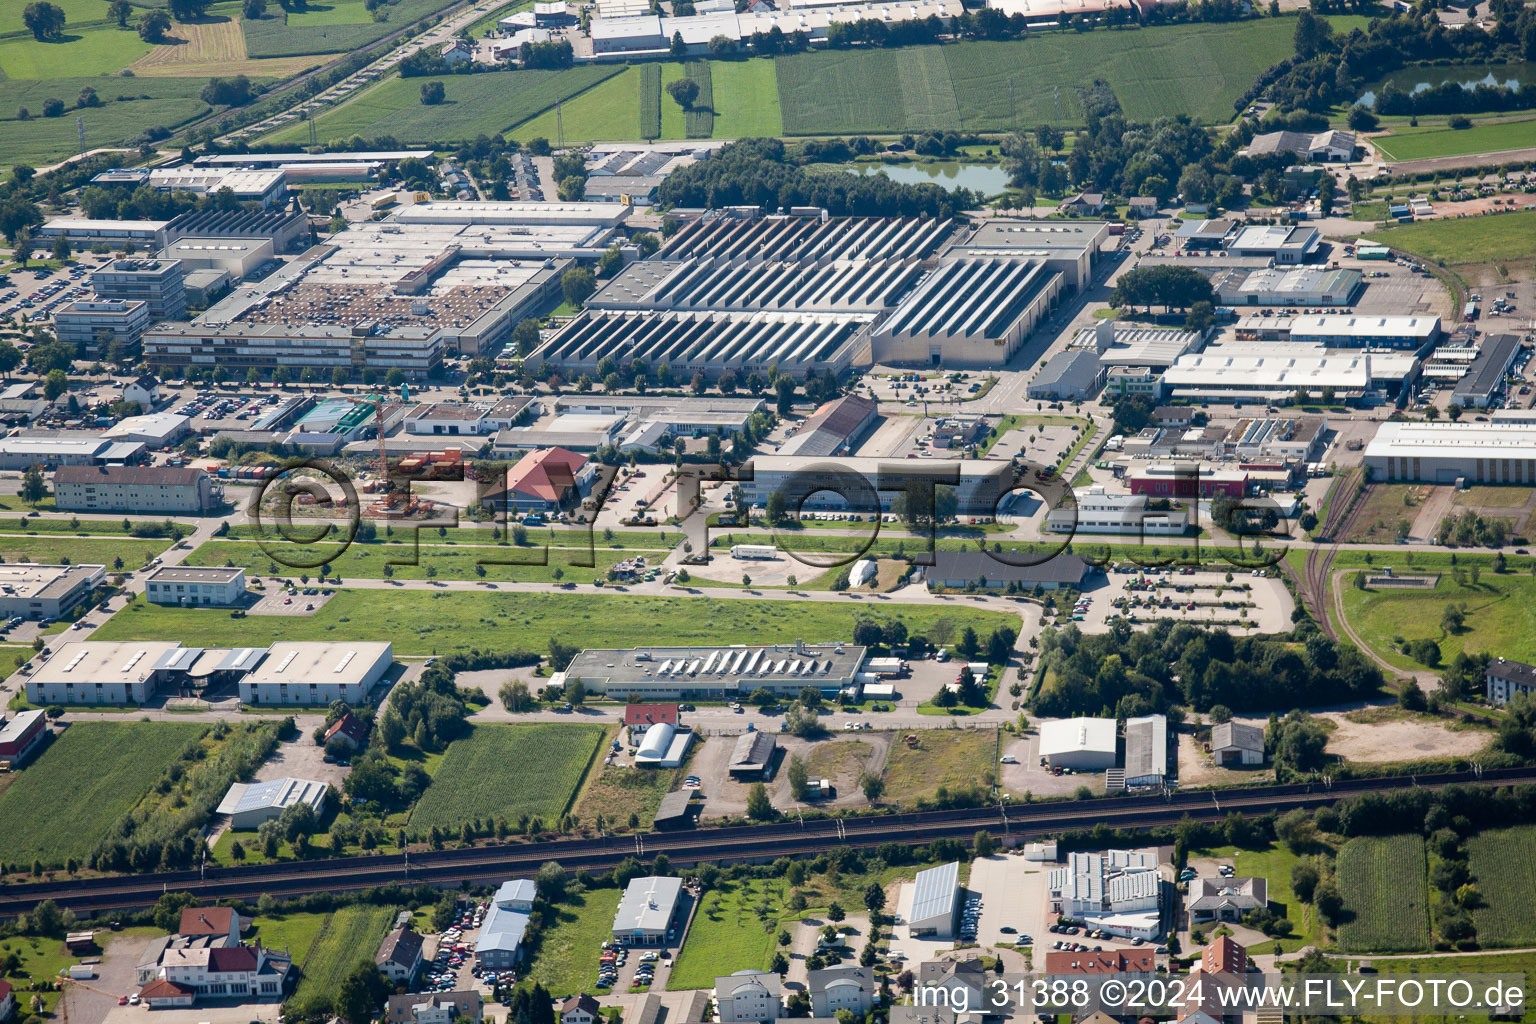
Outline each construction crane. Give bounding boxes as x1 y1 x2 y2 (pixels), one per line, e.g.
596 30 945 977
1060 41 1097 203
347 382 409 512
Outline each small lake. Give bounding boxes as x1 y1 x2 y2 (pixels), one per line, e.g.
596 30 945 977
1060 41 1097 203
1358 62 1536 107
851 161 1012 194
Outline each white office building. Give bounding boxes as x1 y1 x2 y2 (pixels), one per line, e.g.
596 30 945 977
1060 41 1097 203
1045 487 1189 536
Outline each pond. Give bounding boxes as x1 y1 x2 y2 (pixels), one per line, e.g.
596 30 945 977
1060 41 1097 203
1358 62 1536 108
851 160 1012 194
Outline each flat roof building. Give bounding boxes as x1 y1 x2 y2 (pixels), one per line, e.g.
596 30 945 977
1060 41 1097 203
1452 332 1521 409
1027 349 1105 400
1224 225 1320 264
613 876 683 945
943 220 1109 292
1213 266 1363 307
1364 421 1536 484
91 258 187 322
0 708 47 767
1284 314 1441 350
239 642 393 705
1038 717 1117 770
477 879 535 967
39 218 169 250
923 550 1092 590
0 563 104 624
145 567 246 608
744 455 1015 516
1164 344 1416 404
53 299 150 357
871 258 1062 368
562 643 866 699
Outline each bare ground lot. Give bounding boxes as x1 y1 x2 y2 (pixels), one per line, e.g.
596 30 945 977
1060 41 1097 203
129 16 325 77
1176 731 1272 788
771 735 888 808
1319 710 1492 762
998 729 1107 798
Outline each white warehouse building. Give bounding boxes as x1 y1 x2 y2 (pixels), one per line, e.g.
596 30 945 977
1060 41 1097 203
1364 421 1536 484
1038 717 1117 770
1045 486 1189 536
238 642 393 705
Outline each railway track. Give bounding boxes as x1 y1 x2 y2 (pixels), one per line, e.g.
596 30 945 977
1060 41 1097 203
7 765 1536 917
1290 467 1363 638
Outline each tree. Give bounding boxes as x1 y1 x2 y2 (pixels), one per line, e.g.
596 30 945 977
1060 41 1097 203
109 0 132 25
974 830 997 857
334 961 389 1024
23 2 66 40
168 0 210 19
827 901 845 923
558 174 586 202
667 78 700 109
788 754 809 800
746 782 775 820
12 230 33 268
44 369 68 401
1292 9 1333 59
864 881 886 914
21 464 47 505
562 267 596 308
512 317 541 356
138 8 171 41
420 80 446 105
499 679 534 712
1346 105 1378 133
670 30 686 57
242 0 266 17
764 490 788 526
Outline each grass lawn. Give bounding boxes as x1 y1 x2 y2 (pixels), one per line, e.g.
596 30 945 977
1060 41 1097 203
522 888 622 998
287 903 404 1018
186 538 668 583
668 877 788 990
1366 949 1536 1024
882 728 997 806
1467 825 1536 947
0 536 174 568
1371 116 1536 162
250 911 331 964
0 517 184 536
1234 844 1328 948
94 589 1021 656
1336 483 1431 544
572 729 691 830
1454 486 1532 508
408 723 604 834
1364 209 1536 270
0 76 211 166
0 933 75 1015
0 0 119 34
241 0 461 57
0 722 206 867
510 64 646 144
709 57 784 138
1340 568 1536 670
286 0 375 25
0 25 152 78
1336 834 1430 954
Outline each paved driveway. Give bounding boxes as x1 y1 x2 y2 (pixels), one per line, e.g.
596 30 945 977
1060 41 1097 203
970 855 1034 948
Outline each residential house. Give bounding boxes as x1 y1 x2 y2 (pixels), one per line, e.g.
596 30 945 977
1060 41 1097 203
1186 877 1267 924
442 38 475 63
178 907 241 945
140 942 292 1003
1486 657 1536 705
808 966 874 1017
376 924 424 985
324 711 369 752
625 703 679 744
561 994 602 1024
1043 949 1155 977
1210 722 1264 766
477 879 536 967
1059 193 1105 215
0 979 14 1023
386 991 484 1024
123 375 161 409
1128 198 1158 219
916 959 994 1014
715 971 782 1023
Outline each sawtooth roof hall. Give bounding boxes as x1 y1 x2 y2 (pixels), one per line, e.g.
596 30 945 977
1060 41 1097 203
526 214 1111 376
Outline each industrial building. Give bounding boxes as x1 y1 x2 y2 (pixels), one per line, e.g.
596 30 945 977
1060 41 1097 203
0 708 47 768
1072 320 1205 369
587 254 922 314
53 299 150 356
105 412 191 448
1233 313 1440 350
1045 487 1190 535
216 777 328 830
907 861 961 938
196 150 433 170
1123 714 1168 787
0 436 145 471
1451 332 1522 408
1027 349 1104 400
239 642 393 705
1223 225 1321 264
1128 463 1247 499
53 465 215 514
613 876 683 945
480 446 595 513
745 454 1014 516
1212 266 1363 308
405 398 534 436
92 258 187 322
38 218 170 250
657 214 951 263
728 731 777 779
145 567 247 607
164 207 311 254
923 550 1092 590
944 219 1109 292
139 168 289 208
1038 717 1117 770
559 642 867 699
1364 421 1536 484
1163 343 1417 404
870 258 1062 368
477 879 535 967
779 394 878 457
1048 849 1162 938
589 0 958 55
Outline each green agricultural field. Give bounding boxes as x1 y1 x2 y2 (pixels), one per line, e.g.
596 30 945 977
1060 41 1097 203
522 888 623 998
509 64 645 145
1366 949 1536 1024
0 25 152 78
708 56 781 137
0 76 212 166
668 877 789 990
1340 569 1536 671
0 0 119 35
640 63 661 139
0 722 206 867
94 588 1020 655
1371 116 1536 162
572 728 689 829
286 0 377 26
775 48 901 135
185 538 670 583
242 0 461 57
1365 209 1536 270
1468 826 1536 946
1336 834 1430 953
272 64 622 145
408 723 603 834
286 903 404 1018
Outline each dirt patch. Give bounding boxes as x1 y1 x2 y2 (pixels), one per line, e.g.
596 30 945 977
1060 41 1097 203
1340 484 1435 544
772 734 889 808
1175 731 1272 788
1319 711 1492 762
130 16 325 77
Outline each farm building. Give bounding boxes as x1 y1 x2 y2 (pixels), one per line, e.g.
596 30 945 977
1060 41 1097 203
477 879 536 968
1123 714 1168 787
908 861 961 938
1364 421 1536 484
1038 718 1117 771
216 777 328 829
728 732 778 779
1210 722 1264 765
561 643 867 700
613 876 684 945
